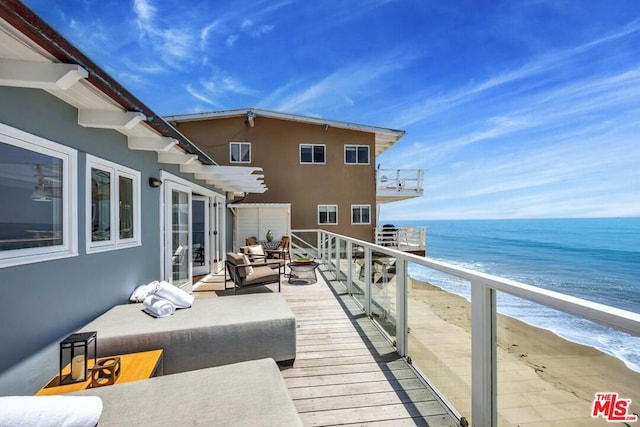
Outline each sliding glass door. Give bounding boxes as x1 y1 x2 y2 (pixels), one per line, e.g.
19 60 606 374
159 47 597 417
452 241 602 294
191 196 209 276
164 181 191 291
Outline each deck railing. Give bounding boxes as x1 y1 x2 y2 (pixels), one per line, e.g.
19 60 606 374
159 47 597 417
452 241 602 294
291 229 640 426
376 168 425 193
374 226 426 253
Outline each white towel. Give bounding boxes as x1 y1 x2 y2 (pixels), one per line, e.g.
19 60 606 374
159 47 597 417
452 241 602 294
143 295 176 318
154 281 194 308
129 280 160 303
0 395 103 427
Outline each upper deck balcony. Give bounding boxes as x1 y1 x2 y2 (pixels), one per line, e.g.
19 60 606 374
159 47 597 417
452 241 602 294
376 169 425 203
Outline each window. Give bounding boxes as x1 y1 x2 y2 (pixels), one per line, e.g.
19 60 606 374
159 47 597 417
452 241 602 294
351 205 371 224
300 144 326 164
345 145 370 164
0 123 77 268
318 205 338 225
86 155 140 253
230 142 251 163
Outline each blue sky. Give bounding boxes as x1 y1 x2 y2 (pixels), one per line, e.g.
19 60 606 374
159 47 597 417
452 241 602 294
24 0 640 220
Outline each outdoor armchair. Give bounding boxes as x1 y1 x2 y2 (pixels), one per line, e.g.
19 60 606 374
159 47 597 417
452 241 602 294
225 252 283 294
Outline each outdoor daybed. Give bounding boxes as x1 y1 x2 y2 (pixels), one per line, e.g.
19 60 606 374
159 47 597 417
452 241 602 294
2 358 302 426
70 358 303 426
79 293 296 374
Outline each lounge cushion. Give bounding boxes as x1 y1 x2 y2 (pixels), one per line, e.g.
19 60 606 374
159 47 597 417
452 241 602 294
70 358 303 427
244 265 279 286
79 294 296 374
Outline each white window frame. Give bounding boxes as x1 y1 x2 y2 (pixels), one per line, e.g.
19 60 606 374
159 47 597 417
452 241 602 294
345 145 370 165
300 144 326 164
86 154 141 253
351 204 371 225
230 142 251 163
0 123 78 268
318 204 338 225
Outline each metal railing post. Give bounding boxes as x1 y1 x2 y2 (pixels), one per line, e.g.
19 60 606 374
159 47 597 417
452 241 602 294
471 281 497 427
364 246 372 316
346 242 353 295
395 258 408 357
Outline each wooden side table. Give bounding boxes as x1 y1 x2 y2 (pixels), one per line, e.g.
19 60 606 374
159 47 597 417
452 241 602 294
36 349 163 395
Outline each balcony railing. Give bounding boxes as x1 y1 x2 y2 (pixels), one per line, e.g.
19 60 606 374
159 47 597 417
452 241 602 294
376 168 425 202
291 229 640 426
374 226 426 253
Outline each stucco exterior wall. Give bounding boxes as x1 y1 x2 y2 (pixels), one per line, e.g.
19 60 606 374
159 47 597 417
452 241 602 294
173 116 377 242
0 87 216 393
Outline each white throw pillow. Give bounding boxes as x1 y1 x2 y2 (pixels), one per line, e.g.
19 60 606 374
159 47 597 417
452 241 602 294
241 254 254 275
248 244 264 256
0 395 103 427
129 281 160 303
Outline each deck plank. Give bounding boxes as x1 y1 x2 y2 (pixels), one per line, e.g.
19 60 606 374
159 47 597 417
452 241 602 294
196 266 458 426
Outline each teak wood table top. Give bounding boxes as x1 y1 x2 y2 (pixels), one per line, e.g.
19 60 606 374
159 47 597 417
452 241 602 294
36 349 163 395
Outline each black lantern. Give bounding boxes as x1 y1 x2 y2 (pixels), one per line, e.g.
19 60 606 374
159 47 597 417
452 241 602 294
59 331 97 384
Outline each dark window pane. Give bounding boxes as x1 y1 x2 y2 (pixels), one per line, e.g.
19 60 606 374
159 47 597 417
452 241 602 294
358 146 369 164
301 145 312 163
0 143 63 250
240 144 250 162
313 146 325 163
92 168 111 242
346 147 356 163
119 176 133 239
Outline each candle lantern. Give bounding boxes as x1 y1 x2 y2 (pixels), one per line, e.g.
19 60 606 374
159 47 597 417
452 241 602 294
59 331 97 384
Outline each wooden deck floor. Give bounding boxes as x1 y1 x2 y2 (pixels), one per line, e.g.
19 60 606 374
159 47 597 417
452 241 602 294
193 267 459 427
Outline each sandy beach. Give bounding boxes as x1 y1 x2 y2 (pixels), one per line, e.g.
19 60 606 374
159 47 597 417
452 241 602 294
406 278 640 426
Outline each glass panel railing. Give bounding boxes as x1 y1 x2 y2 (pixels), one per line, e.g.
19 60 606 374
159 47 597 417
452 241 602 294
407 261 472 422
334 239 349 292
496 293 640 426
351 243 366 309
370 250 397 339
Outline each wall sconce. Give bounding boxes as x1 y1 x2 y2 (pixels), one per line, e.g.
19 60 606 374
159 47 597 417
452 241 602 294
245 111 255 127
148 177 163 188
322 123 329 131
59 331 97 384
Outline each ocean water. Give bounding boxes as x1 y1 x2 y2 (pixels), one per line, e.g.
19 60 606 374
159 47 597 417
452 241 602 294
392 217 640 372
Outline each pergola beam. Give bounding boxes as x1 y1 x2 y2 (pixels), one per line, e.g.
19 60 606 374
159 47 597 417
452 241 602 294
128 136 178 151
0 59 87 90
78 109 145 130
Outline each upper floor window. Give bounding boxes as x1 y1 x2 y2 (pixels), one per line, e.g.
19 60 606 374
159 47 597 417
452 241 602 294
318 205 338 225
351 205 371 224
230 142 251 163
300 144 326 164
0 123 78 268
345 145 370 165
86 155 140 253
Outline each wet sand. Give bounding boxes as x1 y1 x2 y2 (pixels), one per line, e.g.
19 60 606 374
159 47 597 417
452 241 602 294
407 278 640 426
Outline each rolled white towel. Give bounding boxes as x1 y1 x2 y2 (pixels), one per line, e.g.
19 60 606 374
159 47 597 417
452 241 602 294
129 280 160 303
154 281 194 308
143 295 176 318
0 395 103 427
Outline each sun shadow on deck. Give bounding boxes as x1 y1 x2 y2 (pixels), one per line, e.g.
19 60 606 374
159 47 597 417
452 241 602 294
282 264 459 426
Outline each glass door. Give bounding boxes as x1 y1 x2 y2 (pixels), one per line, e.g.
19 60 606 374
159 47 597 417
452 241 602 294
211 196 225 273
191 196 209 276
164 181 191 291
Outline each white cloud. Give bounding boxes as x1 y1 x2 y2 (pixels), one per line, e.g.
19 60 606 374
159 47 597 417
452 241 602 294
226 34 238 47
133 0 156 21
186 84 217 106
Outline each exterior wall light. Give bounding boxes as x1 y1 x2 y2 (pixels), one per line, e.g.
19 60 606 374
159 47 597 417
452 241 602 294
148 177 163 188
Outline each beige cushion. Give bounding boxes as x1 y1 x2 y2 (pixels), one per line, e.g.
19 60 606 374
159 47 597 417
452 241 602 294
241 254 254 275
248 244 264 256
70 358 303 426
